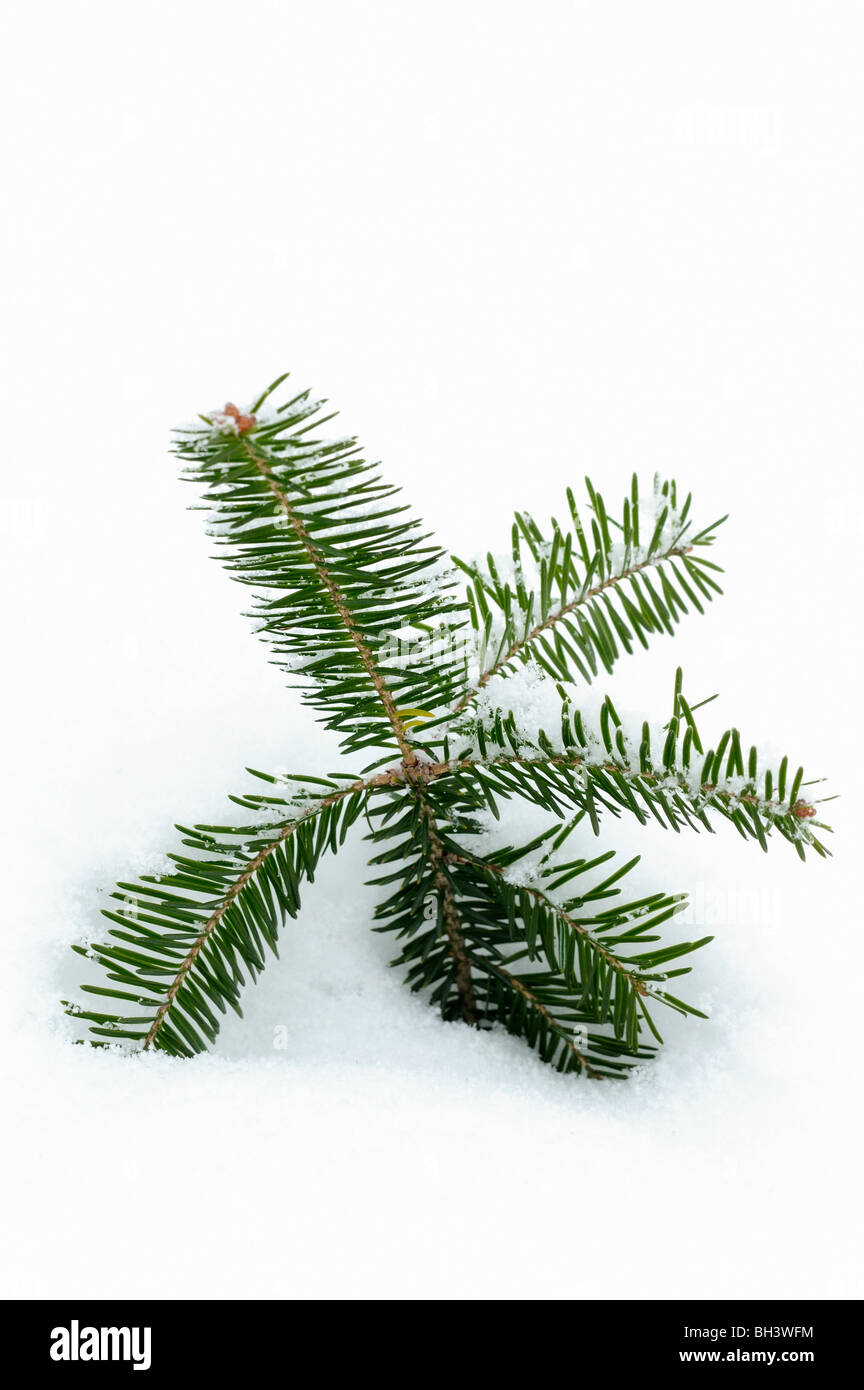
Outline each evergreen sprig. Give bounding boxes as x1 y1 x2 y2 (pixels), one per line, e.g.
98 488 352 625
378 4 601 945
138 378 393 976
66 379 831 1077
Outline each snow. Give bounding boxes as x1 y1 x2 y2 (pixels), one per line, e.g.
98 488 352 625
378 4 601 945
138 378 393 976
2 0 862 1302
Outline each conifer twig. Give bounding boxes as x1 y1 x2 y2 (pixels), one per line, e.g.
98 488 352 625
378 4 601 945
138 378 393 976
65 374 829 1076
240 437 418 765
454 543 695 713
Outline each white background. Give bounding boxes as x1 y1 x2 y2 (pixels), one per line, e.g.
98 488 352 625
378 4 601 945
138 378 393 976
1 1 862 1299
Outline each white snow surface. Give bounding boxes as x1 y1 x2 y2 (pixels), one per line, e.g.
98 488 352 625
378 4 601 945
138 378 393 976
2 1 862 1301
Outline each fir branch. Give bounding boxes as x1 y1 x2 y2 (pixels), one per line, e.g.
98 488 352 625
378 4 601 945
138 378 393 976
141 782 362 1049
174 382 469 758
450 751 825 847
68 778 368 1055
337 740 824 850
65 373 831 1079
444 849 653 995
452 475 725 709
445 676 828 858
238 435 418 765
454 539 695 713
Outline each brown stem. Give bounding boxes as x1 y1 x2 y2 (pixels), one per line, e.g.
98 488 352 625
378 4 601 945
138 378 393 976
362 752 815 822
409 776 477 1023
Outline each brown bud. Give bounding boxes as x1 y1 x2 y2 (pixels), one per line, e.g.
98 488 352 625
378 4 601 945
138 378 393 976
791 800 816 819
